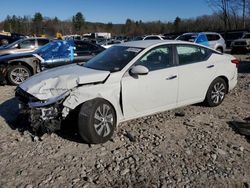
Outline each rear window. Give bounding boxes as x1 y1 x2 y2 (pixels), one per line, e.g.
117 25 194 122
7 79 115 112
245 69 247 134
144 36 161 40
206 34 220 41
176 34 197 42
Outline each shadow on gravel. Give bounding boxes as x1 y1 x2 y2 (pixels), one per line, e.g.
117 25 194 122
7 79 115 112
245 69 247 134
0 97 20 128
0 97 32 133
0 97 86 143
228 117 250 143
238 58 250 74
57 109 86 144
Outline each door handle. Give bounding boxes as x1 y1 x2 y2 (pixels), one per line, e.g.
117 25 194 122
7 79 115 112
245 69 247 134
166 75 177 80
207 65 215 68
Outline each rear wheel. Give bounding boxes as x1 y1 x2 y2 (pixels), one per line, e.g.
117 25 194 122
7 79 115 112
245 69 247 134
216 47 223 53
205 78 227 107
7 65 31 85
78 98 116 144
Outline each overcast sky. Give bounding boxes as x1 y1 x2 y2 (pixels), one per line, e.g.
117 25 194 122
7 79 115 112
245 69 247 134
0 0 214 23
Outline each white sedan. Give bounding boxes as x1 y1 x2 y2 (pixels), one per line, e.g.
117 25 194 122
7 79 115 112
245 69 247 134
16 40 239 144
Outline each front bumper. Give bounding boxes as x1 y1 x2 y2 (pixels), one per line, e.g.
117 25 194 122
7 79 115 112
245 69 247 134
231 45 250 53
16 87 68 132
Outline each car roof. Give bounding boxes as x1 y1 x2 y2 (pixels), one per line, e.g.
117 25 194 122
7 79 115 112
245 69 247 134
203 32 221 35
117 40 191 48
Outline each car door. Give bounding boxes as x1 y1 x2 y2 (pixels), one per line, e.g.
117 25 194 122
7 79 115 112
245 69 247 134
175 44 215 106
74 41 94 63
121 45 178 119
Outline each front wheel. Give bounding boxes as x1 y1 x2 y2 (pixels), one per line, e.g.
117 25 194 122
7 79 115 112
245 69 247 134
78 98 116 144
205 78 227 107
7 65 32 85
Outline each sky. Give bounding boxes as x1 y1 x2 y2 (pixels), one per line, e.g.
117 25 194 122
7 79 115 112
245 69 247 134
0 0 214 23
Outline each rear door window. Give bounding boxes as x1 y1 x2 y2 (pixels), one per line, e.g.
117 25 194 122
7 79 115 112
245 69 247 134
206 34 220 41
176 45 211 65
19 39 36 49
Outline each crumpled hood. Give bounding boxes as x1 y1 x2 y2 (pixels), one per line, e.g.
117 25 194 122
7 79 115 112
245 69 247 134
19 64 110 100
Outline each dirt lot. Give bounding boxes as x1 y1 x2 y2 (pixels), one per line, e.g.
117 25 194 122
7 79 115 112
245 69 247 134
0 55 249 187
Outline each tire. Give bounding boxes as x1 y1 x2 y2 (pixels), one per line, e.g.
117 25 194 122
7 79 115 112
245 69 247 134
205 77 227 107
216 47 223 53
78 98 116 144
7 65 32 85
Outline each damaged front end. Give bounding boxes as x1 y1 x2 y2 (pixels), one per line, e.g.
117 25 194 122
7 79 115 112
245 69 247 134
15 87 69 133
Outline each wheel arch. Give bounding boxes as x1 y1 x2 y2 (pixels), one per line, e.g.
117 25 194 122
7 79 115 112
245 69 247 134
8 61 35 75
204 75 229 100
215 46 223 53
84 97 117 122
217 75 229 93
67 97 119 125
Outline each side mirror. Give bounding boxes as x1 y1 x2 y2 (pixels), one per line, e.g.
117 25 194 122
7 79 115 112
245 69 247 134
130 65 149 75
14 44 18 48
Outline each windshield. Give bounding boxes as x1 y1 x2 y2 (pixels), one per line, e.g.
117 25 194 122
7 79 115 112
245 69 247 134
5 38 25 48
243 34 250 39
83 46 143 72
176 34 197 42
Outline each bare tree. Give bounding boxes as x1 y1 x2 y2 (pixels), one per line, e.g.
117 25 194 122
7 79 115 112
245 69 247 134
206 0 231 30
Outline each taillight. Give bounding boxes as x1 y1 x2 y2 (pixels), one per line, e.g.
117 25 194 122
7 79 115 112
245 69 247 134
231 59 240 68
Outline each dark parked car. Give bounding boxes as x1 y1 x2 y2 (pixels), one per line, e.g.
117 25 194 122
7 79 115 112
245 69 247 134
0 33 26 46
0 40 105 85
0 38 50 56
231 33 250 54
220 30 249 48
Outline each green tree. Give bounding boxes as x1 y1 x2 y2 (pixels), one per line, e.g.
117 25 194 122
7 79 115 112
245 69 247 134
33 12 43 35
3 15 11 32
174 16 181 32
72 12 85 33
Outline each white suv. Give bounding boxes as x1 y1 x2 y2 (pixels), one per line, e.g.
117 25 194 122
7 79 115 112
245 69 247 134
205 32 226 53
176 32 226 53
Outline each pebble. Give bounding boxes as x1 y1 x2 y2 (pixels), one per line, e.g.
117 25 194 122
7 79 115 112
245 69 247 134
121 168 130 175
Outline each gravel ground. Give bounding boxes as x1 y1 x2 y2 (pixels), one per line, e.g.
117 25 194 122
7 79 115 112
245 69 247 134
0 55 249 188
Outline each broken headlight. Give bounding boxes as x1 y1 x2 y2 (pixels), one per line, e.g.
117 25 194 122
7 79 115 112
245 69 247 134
28 91 69 108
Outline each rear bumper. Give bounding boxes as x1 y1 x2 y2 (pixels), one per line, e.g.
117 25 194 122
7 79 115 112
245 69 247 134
228 69 238 91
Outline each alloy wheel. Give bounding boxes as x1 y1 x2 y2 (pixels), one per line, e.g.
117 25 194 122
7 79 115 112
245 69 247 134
211 82 226 104
94 104 114 137
10 67 30 84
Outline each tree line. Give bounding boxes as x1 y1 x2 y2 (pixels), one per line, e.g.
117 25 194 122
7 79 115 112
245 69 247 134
0 0 249 37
